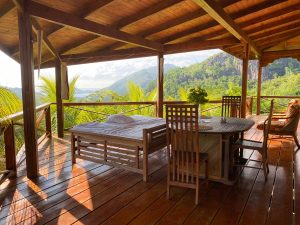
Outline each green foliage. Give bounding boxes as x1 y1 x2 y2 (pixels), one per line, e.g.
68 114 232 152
187 86 209 105
0 87 23 170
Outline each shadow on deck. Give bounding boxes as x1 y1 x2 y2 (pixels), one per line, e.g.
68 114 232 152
0 125 299 225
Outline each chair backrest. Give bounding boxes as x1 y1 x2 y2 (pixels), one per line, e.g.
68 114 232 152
221 96 241 118
166 104 199 185
283 104 300 132
262 100 274 149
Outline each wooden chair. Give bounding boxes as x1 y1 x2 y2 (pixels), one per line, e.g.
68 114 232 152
232 100 274 180
221 96 241 118
257 100 300 148
166 104 208 205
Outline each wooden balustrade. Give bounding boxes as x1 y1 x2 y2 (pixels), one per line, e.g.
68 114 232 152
0 102 52 179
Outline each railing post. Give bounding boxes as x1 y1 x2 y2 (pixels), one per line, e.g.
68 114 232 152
4 124 17 176
45 106 52 137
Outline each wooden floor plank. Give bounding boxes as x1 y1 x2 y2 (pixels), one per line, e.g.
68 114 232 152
266 139 294 225
55 166 167 225
0 120 297 225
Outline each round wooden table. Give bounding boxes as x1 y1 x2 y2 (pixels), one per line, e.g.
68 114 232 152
197 116 255 184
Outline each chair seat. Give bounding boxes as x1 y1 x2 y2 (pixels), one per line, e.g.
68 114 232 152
256 120 285 131
234 138 263 150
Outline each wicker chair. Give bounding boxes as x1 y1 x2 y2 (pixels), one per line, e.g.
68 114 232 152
257 100 300 148
232 100 274 180
221 96 241 118
166 104 208 205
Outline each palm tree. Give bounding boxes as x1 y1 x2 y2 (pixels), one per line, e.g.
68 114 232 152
38 75 94 130
125 82 157 116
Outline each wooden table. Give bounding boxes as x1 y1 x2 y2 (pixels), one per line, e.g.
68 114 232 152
197 116 254 184
69 115 167 182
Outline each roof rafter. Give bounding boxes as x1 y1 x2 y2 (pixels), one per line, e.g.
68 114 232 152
10 0 114 56
12 0 62 61
164 1 300 51
60 37 239 61
0 1 15 18
191 0 261 57
55 0 183 56
27 1 163 51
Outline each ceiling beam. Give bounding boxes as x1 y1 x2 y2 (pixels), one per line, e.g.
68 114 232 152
0 1 15 18
56 0 182 56
159 0 286 44
27 1 163 51
12 0 61 61
60 37 238 61
261 49 300 67
11 0 114 56
191 0 261 57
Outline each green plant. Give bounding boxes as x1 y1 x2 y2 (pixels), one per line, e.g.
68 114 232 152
187 86 209 105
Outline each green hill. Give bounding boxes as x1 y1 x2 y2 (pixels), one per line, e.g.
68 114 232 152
102 64 176 95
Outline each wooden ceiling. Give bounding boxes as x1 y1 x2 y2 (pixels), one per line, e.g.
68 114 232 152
0 0 300 68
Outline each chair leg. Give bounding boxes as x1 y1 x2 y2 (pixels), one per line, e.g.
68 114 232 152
195 185 199 205
205 158 209 188
167 184 170 200
293 133 300 149
262 155 268 181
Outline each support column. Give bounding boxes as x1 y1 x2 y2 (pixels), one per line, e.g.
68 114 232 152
55 61 64 138
157 53 164 118
256 60 263 115
241 43 250 118
18 4 38 178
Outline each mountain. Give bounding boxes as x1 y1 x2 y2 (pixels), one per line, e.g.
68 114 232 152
163 52 300 98
102 64 177 95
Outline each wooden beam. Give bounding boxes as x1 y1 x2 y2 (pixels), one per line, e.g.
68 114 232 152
12 0 61 61
79 0 114 17
27 1 163 51
102 0 283 53
250 20 300 41
241 44 250 118
0 1 15 18
256 60 262 115
56 0 182 57
261 49 300 67
61 38 238 61
192 0 260 57
157 53 164 118
18 3 38 178
159 0 285 45
55 61 64 138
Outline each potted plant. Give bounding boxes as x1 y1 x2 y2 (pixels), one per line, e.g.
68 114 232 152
187 86 209 116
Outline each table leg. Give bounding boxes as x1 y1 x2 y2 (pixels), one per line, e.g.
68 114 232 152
223 134 231 181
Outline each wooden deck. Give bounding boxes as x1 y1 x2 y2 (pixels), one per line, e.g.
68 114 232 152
0 125 299 225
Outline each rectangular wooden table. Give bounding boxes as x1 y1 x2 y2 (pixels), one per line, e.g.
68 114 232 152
69 115 167 182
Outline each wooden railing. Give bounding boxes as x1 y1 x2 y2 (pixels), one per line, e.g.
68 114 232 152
0 103 52 181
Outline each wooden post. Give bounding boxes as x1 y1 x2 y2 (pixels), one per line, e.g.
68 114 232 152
256 60 263 115
241 43 250 118
55 61 64 138
157 53 164 118
45 106 52 137
18 3 39 178
4 124 17 175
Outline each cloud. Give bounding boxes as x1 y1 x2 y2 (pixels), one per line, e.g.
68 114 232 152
0 49 221 89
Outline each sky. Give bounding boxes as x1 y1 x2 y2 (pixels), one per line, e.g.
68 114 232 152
0 49 220 89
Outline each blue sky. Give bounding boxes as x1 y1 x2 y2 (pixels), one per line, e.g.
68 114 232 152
0 49 220 89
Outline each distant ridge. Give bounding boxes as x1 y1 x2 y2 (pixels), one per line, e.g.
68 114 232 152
102 64 177 95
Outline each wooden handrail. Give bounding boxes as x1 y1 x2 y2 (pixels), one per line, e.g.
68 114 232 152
0 102 52 126
63 101 156 106
0 102 52 180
